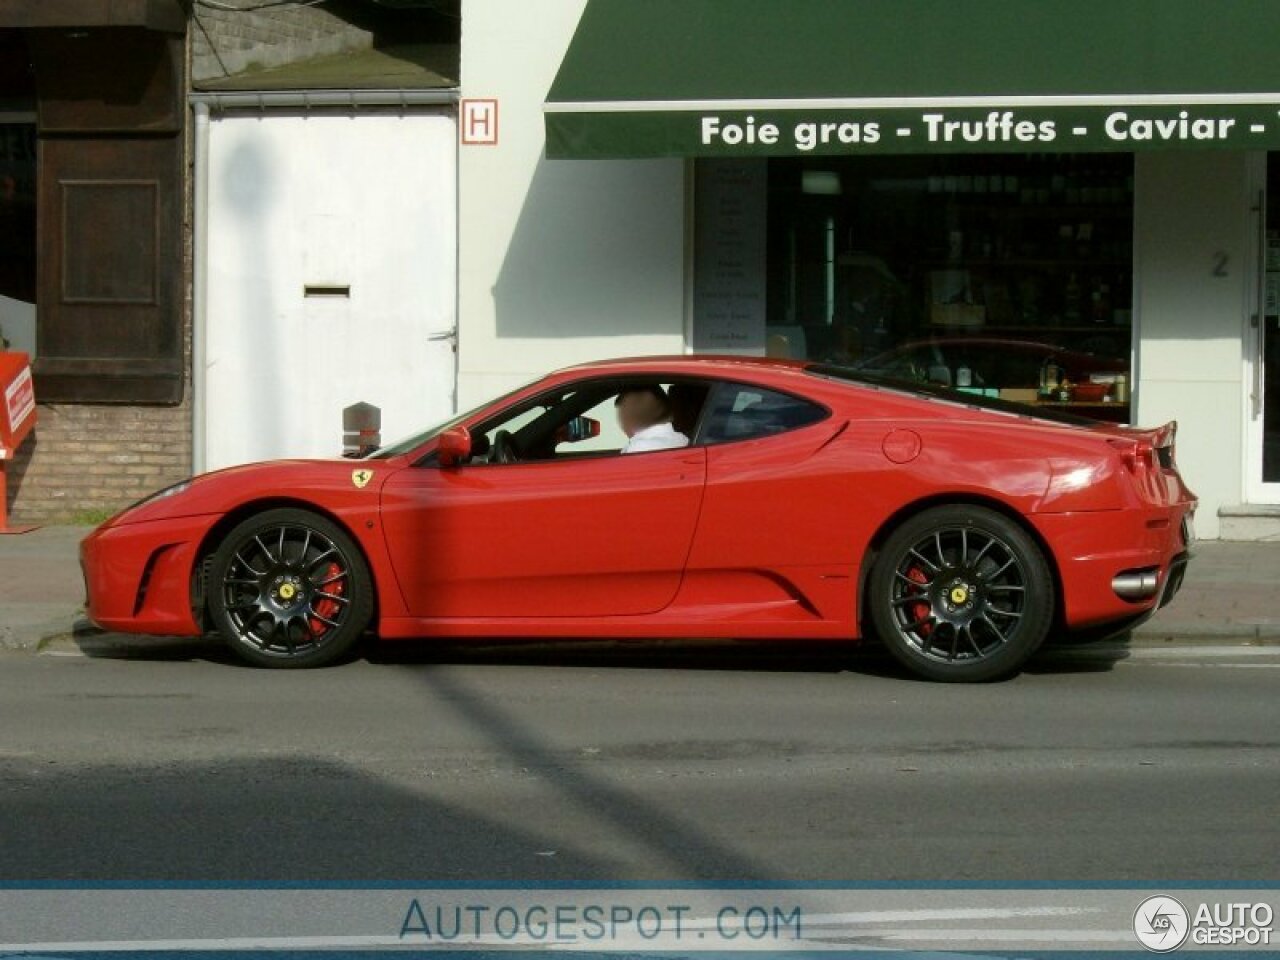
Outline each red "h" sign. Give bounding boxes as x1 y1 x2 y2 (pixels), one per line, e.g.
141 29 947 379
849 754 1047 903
461 99 499 145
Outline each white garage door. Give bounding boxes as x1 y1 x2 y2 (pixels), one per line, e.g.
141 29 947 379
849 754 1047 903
205 110 456 469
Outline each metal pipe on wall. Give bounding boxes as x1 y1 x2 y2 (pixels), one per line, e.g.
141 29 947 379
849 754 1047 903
188 89 458 111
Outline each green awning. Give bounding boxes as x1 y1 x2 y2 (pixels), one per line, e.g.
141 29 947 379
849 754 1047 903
546 0 1280 158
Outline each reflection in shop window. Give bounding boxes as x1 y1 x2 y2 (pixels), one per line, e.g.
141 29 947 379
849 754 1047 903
694 155 1135 424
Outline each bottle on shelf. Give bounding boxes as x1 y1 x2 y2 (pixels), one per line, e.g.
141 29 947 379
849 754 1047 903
1063 273 1082 324
1092 281 1112 323
1039 356 1062 398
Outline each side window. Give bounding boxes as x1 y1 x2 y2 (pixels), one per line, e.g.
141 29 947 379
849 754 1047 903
699 384 826 444
479 404 547 452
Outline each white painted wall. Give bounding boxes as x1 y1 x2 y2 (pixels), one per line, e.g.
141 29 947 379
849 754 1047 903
457 0 687 408
1134 151 1254 539
205 110 457 469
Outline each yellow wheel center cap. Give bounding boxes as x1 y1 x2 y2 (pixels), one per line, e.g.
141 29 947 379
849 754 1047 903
278 583 297 601
950 585 969 605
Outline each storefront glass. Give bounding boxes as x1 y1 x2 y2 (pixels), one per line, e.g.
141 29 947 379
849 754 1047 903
759 154 1135 422
1262 154 1280 482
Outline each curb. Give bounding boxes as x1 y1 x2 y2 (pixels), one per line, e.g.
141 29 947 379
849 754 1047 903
14 624 1280 658
1131 621 1280 642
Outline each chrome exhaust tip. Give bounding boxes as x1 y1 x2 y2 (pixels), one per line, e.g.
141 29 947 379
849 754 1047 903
1112 567 1161 601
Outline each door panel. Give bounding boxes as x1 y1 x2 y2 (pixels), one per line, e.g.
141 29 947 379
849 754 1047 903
380 448 707 618
686 422 850 575
36 136 182 402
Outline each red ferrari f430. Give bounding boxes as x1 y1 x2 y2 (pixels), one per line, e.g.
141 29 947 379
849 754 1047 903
82 357 1195 681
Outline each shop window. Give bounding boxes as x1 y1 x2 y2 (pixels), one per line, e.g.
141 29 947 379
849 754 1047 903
1261 154 1280 484
694 155 1135 423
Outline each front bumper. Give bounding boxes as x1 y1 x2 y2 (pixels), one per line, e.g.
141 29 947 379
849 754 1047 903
80 514 219 636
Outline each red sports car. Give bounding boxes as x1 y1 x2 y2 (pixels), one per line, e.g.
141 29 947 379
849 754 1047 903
81 356 1195 682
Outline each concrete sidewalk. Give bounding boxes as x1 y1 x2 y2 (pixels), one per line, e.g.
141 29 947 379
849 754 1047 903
0 526 89 651
1 526 1278 651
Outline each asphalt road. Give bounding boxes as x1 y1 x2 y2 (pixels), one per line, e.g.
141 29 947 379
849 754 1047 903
1 637 1276 881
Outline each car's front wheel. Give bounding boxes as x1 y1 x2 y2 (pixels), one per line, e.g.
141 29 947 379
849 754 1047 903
208 508 373 668
868 505 1054 682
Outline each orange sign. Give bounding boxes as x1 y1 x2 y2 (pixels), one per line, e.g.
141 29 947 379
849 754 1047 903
0 352 36 458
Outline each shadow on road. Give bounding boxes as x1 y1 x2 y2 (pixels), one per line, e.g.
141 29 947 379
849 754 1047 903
0 755 611 880
68 632 244 666
400 663 773 879
69 632 1128 677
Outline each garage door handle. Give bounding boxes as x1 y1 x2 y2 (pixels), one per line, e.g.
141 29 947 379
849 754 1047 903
427 329 457 344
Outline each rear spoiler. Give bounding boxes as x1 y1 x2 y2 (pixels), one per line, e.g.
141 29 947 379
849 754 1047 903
1152 421 1177 450
1108 421 1177 471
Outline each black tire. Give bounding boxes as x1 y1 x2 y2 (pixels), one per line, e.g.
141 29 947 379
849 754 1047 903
868 505 1054 682
208 508 373 668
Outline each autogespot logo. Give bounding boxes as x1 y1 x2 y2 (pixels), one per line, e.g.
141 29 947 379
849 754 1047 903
1134 895 1191 952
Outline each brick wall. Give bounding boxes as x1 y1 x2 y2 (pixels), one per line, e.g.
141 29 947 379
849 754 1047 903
6 401 192 523
192 2 373 83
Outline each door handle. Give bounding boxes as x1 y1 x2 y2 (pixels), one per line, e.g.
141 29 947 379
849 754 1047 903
676 452 704 479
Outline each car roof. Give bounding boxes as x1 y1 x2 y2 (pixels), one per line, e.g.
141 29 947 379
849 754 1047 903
556 355 811 379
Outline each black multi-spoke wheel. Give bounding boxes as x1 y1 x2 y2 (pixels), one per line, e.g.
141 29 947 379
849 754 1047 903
208 508 373 668
869 505 1053 682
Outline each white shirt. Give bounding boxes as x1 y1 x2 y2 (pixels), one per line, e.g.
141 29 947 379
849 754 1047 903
622 421 690 454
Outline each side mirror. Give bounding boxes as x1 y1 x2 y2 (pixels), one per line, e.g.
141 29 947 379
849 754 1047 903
555 415 602 444
437 425 472 466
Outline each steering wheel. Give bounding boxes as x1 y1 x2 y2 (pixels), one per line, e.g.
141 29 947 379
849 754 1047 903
490 429 518 464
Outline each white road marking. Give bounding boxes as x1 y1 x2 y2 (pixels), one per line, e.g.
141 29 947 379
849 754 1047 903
1123 644 1280 658
803 905 1093 924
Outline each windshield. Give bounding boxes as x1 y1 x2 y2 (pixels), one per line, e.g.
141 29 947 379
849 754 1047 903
363 380 537 459
806 363 1100 428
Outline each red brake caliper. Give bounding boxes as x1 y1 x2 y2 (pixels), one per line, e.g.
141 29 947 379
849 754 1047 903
308 562 345 636
905 566 933 636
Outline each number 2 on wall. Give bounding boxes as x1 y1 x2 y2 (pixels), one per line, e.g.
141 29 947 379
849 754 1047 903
1213 251 1230 277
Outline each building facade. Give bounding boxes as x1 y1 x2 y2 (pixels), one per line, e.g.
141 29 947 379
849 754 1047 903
2 0 459 521
0 2 191 523
459 0 1280 540
189 1 459 472
6 0 1280 543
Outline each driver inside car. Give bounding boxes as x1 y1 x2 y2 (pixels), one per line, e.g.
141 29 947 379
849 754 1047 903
615 384 691 454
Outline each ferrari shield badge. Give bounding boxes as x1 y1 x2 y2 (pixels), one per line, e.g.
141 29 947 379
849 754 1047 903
351 468 374 489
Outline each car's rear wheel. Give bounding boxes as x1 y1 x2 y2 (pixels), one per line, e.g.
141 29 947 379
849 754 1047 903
868 505 1054 682
208 508 373 668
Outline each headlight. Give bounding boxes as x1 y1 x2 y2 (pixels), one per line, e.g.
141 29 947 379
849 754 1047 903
124 479 193 513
